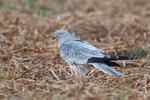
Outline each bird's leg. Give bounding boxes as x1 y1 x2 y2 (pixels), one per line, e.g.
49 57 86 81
70 69 75 76
71 63 90 76
69 64 78 76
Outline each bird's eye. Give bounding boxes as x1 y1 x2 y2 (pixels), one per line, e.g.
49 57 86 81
58 33 62 36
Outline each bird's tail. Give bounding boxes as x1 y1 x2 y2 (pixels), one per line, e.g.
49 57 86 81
91 63 123 77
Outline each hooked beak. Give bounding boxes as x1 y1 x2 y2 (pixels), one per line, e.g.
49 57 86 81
52 37 55 40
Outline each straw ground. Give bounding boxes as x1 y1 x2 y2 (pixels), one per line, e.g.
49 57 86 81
0 0 150 100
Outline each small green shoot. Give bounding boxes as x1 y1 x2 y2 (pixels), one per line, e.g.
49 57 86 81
130 45 146 58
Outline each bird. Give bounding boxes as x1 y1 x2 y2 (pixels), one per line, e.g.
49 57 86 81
52 30 133 77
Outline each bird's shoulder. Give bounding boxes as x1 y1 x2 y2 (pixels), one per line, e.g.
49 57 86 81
73 40 104 53
60 39 104 53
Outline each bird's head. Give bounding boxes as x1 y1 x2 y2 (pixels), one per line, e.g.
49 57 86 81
52 30 71 41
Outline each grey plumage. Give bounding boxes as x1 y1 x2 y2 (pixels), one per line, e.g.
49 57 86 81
53 30 133 77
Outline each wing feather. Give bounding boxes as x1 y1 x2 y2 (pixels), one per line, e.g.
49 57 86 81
59 40 104 64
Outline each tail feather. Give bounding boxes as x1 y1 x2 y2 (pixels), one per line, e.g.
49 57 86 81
91 63 123 77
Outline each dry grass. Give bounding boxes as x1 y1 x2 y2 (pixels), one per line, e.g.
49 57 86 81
0 0 150 100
